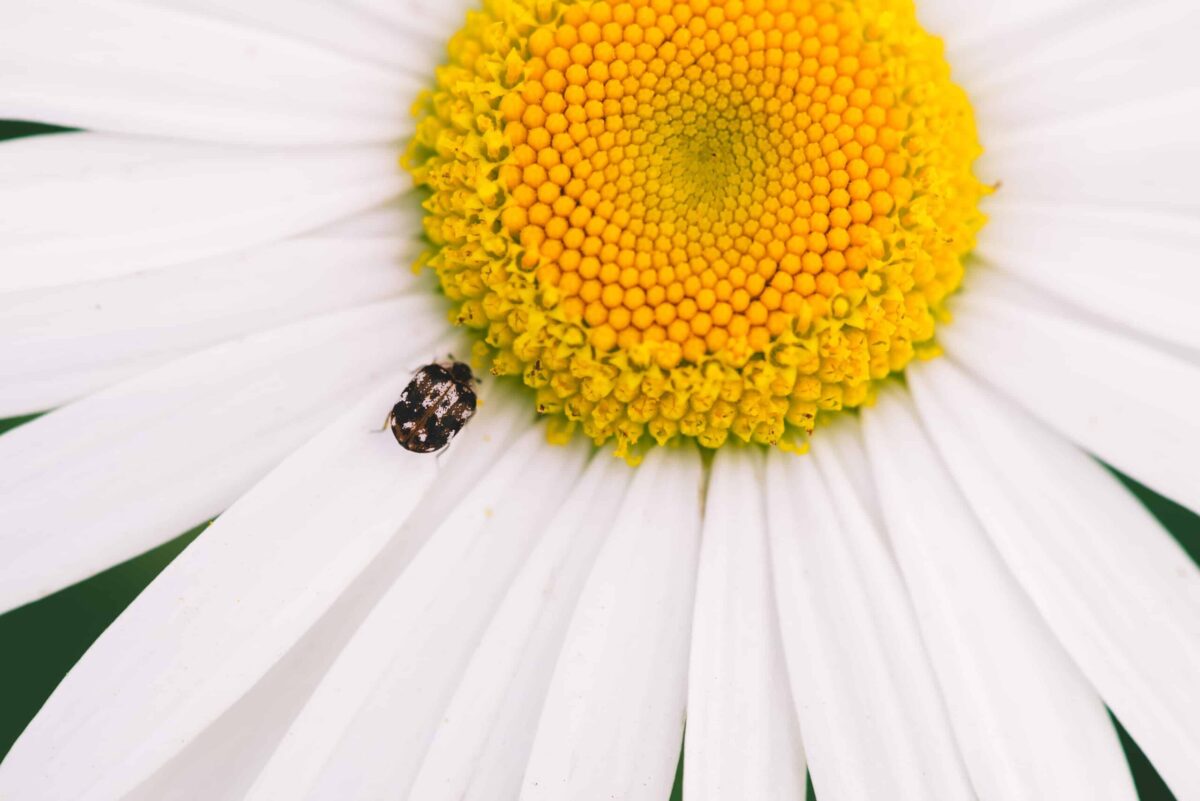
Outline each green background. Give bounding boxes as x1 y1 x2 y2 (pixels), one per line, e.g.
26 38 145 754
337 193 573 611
0 121 1193 800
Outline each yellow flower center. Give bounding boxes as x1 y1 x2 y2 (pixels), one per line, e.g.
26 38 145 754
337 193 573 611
407 0 986 458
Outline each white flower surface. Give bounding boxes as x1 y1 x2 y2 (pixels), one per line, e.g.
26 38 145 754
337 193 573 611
0 0 1198 799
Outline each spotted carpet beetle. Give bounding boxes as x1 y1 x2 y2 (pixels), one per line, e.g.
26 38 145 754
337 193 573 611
385 361 478 453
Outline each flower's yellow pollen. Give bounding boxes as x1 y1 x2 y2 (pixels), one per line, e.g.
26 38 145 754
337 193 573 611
407 0 986 458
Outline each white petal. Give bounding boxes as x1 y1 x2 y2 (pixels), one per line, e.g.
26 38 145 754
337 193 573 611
348 0 475 37
908 358 1200 801
246 431 591 801
151 0 447 71
0 297 448 613
917 0 1093 68
966 0 1199 132
0 236 426 416
519 447 704 801
941 269 1200 514
979 86 1200 213
407 456 634 801
976 201 1200 354
0 133 405 292
313 200 415 237
683 447 807 801
862 387 1137 801
766 428 974 801
120 387 535 801
0 361 528 801
0 0 419 145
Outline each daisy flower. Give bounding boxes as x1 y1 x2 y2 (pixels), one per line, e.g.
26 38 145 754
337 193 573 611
1 0 1198 798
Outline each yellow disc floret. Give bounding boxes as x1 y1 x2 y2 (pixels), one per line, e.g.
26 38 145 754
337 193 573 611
407 0 986 457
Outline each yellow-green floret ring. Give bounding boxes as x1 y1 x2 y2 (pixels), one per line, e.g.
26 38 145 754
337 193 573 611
406 0 986 459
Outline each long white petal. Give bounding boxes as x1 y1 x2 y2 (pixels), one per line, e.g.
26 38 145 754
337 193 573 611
976 201 1200 354
0 236 426 416
519 446 704 801
407 455 634 801
980 86 1200 213
863 387 1137 801
917 0 1095 71
0 133 404 292
950 0 1197 119
0 362 530 800
313 200 415 237
0 297 447 613
941 269 1200 514
0 0 418 145
119 387 534 801
151 0 449 71
766 428 974 801
908 359 1200 801
684 447 807 801
348 0 475 36
246 431 590 801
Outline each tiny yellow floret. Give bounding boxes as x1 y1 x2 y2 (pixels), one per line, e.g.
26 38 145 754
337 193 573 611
406 0 986 458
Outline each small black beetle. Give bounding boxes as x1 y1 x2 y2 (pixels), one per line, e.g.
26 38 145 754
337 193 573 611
385 361 478 453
